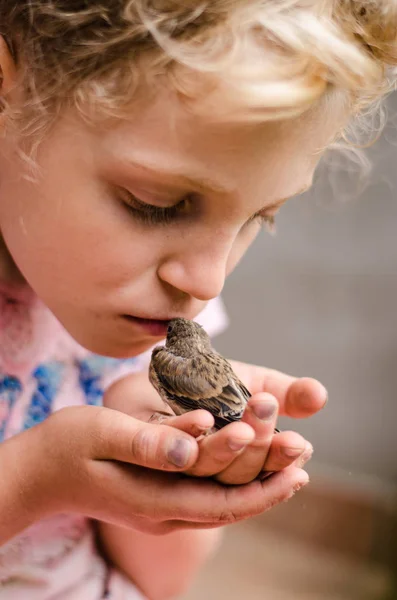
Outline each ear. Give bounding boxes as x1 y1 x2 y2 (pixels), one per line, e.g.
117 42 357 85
0 36 16 97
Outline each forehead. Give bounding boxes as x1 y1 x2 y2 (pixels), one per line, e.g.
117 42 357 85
96 86 347 203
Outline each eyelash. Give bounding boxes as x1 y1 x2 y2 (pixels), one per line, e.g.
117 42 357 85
118 188 277 231
118 189 190 225
250 213 277 234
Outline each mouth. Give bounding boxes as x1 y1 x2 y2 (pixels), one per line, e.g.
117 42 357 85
122 315 171 337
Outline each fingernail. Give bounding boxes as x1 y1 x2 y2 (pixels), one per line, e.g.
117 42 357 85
227 439 251 452
167 438 193 468
300 443 314 466
195 424 212 437
282 446 304 459
293 478 309 494
252 402 277 420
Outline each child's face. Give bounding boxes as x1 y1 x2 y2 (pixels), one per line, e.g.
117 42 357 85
0 88 340 357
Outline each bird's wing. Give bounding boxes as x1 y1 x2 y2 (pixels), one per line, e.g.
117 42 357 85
203 375 251 429
150 348 250 426
150 348 229 397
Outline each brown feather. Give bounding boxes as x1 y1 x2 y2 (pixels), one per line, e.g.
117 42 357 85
149 318 251 429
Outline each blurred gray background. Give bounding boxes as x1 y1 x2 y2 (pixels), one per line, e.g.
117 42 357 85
216 94 397 491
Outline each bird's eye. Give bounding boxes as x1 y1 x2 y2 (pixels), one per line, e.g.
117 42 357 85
167 324 173 334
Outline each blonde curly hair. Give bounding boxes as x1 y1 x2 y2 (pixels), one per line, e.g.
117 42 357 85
1 1 397 144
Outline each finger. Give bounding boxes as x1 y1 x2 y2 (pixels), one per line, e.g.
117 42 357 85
93 460 308 527
261 430 307 473
150 464 310 524
283 377 328 418
296 441 314 468
160 410 215 438
233 361 328 418
72 405 200 471
215 393 278 485
242 394 279 446
186 421 255 477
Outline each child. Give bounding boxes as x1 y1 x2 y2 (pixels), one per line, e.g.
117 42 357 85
0 1 394 598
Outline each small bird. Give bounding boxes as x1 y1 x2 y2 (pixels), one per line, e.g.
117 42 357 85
149 317 253 430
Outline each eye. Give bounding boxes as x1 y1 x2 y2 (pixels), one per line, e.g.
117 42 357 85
167 324 174 334
116 187 194 226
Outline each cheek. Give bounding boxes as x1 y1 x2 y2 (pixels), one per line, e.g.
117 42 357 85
0 171 158 298
226 224 261 276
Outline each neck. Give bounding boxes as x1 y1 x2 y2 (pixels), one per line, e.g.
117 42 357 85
168 338 194 358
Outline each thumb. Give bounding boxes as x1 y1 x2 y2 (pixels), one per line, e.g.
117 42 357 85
79 406 199 471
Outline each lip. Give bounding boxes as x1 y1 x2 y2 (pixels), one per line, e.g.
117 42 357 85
122 315 171 337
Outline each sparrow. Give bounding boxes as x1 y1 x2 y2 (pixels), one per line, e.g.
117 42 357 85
149 317 278 431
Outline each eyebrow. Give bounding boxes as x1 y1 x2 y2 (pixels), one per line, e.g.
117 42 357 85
123 158 234 194
123 158 312 209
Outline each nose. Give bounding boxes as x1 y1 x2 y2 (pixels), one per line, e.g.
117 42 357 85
158 240 231 301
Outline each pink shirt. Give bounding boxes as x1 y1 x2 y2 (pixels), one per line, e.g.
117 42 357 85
0 282 227 599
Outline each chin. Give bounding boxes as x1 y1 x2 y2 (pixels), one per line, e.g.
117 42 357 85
75 332 162 359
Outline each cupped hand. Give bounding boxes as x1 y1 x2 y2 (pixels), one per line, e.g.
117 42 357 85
27 403 308 538
165 396 313 485
105 366 323 486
